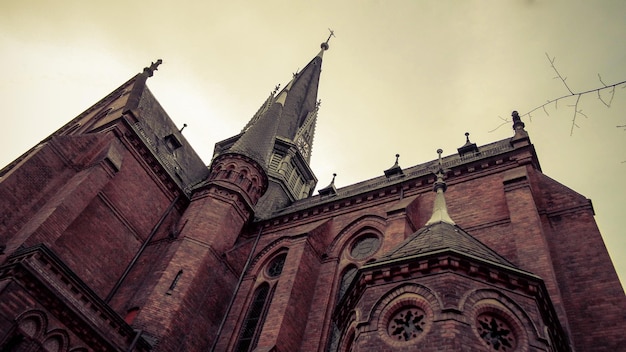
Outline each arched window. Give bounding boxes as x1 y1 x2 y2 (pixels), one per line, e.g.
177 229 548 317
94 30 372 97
235 283 271 352
327 265 359 352
338 266 358 302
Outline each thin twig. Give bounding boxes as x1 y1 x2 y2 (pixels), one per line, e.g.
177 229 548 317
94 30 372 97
569 95 582 136
598 73 608 87
488 116 511 133
546 52 574 95
599 86 616 107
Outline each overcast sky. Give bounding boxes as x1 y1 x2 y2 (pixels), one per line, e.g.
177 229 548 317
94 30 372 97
1 1 624 288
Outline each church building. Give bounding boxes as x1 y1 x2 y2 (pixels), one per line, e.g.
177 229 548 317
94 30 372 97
0 39 624 351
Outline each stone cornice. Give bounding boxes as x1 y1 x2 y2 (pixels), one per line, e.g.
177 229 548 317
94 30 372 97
191 182 252 222
540 200 595 218
334 249 544 328
0 244 151 351
254 141 537 233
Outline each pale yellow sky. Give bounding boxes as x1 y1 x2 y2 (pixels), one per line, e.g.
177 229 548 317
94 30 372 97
1 1 625 288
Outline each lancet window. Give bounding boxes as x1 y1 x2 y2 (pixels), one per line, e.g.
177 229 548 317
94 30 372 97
234 251 287 352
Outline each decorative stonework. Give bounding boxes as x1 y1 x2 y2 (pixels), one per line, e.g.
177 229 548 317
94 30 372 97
373 288 436 348
267 253 286 278
387 307 426 341
209 153 268 205
464 291 530 352
477 313 516 351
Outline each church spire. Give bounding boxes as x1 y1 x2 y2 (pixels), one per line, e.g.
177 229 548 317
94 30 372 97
274 34 330 148
211 37 331 218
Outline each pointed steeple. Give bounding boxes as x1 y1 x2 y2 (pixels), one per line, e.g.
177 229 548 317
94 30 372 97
211 37 333 218
425 149 455 226
275 40 327 145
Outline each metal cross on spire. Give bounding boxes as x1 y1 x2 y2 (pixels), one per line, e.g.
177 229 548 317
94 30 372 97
321 28 335 50
326 28 335 42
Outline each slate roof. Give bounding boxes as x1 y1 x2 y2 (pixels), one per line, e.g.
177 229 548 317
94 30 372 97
227 98 283 169
373 221 515 267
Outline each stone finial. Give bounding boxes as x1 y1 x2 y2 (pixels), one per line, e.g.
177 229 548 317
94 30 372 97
458 132 479 156
433 149 447 193
384 154 403 178
512 111 525 131
143 59 163 77
510 110 530 146
318 173 337 197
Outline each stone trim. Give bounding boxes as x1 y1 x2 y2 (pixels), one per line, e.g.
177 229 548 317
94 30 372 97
0 244 150 351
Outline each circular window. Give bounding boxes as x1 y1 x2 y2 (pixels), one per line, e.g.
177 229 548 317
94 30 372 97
476 313 517 351
387 307 427 341
266 253 286 278
350 234 380 259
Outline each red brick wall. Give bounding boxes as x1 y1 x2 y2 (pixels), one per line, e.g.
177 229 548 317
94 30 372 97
218 152 624 351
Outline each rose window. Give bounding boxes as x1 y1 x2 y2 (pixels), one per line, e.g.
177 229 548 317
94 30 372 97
350 234 380 259
477 314 516 351
387 307 426 341
267 253 286 278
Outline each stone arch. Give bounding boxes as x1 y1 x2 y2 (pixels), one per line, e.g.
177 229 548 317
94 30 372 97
368 283 442 328
248 244 290 278
366 283 441 348
15 310 48 339
326 215 386 258
338 328 355 352
460 288 541 351
337 311 358 352
42 329 70 352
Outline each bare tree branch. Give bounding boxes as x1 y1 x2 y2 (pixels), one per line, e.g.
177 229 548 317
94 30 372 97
515 53 626 135
491 53 626 138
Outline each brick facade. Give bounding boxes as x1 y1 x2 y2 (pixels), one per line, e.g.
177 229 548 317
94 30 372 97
0 51 624 352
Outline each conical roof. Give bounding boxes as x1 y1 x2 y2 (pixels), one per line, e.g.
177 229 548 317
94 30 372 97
275 50 324 140
376 221 514 267
227 91 285 168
